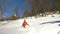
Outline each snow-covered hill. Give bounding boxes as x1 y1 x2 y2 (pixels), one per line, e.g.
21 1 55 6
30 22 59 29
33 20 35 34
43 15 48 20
0 14 60 34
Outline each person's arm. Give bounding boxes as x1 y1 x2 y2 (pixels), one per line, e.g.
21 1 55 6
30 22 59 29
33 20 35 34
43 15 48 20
26 23 29 26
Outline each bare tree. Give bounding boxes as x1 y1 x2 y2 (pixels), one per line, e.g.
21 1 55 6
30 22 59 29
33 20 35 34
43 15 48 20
0 0 12 21
23 0 31 17
29 0 51 16
10 6 19 20
53 0 60 11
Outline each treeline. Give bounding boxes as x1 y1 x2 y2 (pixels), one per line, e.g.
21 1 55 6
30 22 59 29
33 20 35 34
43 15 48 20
0 0 60 21
23 0 60 17
0 0 20 21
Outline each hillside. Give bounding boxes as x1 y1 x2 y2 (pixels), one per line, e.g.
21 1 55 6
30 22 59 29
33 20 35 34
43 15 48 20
0 14 60 34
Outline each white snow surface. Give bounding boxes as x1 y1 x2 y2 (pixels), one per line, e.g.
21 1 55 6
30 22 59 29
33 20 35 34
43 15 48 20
0 14 60 34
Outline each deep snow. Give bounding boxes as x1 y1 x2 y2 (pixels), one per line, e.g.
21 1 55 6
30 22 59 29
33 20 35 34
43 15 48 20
0 14 60 34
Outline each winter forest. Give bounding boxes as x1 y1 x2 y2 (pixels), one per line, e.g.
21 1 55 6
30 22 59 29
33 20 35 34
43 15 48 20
0 0 60 34
0 0 60 21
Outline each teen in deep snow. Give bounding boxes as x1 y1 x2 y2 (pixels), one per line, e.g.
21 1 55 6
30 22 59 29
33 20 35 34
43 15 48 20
22 20 29 28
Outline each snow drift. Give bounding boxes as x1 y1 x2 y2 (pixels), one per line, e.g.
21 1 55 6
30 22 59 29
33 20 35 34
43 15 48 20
0 14 60 34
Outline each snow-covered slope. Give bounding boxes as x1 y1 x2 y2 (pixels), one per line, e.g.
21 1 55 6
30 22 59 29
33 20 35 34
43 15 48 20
0 14 60 34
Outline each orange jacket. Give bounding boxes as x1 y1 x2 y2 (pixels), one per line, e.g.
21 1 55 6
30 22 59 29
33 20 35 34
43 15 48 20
23 20 29 27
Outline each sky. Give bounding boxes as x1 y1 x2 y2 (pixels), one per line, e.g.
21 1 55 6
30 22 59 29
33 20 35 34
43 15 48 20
0 0 53 18
0 0 27 18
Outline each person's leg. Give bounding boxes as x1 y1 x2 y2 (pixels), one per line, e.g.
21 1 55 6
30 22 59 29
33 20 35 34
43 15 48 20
24 26 25 28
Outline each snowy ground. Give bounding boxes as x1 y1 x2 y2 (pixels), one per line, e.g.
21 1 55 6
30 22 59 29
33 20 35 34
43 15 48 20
0 14 60 34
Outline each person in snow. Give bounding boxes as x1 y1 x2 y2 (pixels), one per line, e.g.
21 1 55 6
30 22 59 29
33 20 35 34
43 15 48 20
22 20 29 28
